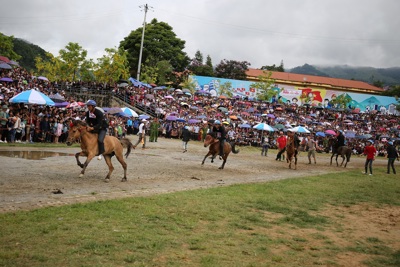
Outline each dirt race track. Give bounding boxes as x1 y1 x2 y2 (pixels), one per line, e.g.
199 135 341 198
0 137 389 213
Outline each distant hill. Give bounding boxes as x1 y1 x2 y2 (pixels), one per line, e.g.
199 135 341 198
12 38 50 72
289 64 400 86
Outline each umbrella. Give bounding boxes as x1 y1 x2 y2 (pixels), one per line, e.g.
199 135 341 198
9 89 55 106
325 130 337 135
118 82 129 87
316 131 326 137
48 93 65 103
166 115 178 121
239 123 251 128
176 118 186 122
0 56 10 63
274 124 285 130
0 77 13 82
195 90 210 95
105 107 123 114
54 101 70 108
292 126 310 133
66 101 85 108
145 94 155 100
267 114 275 118
0 63 12 69
188 119 200 124
196 115 207 119
253 123 274 132
153 86 165 90
37 76 49 81
121 107 139 117
138 114 150 120
345 131 356 138
182 88 191 93
218 107 228 112
164 95 174 99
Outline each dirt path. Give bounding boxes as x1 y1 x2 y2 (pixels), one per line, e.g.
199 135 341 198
0 137 386 213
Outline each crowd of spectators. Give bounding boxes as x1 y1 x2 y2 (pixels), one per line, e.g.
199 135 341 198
1 65 399 159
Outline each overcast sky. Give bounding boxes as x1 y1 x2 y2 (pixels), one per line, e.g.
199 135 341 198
1 0 399 70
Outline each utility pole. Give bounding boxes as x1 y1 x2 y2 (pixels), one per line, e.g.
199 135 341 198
137 4 151 81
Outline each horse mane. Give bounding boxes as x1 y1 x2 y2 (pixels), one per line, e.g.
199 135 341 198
73 120 87 127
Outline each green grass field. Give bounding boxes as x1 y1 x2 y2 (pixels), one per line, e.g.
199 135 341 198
1 167 399 267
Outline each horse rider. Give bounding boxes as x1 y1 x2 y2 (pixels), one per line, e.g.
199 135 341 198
336 130 346 148
212 120 226 159
85 100 108 160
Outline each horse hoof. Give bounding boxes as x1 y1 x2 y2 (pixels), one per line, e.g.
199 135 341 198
104 179 110 183
79 174 84 178
121 178 127 182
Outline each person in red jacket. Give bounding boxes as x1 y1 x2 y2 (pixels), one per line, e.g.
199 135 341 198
363 139 377 175
275 131 287 161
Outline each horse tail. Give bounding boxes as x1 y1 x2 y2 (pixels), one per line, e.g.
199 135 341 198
230 142 240 154
120 138 134 158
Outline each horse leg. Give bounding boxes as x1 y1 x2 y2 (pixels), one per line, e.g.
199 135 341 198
202 152 212 166
336 154 339 167
294 156 297 170
103 155 115 183
75 151 85 168
79 154 95 178
330 154 334 165
114 153 128 182
219 158 227 169
340 155 346 167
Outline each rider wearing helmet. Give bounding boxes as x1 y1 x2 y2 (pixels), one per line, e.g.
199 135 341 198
85 100 107 160
212 120 226 159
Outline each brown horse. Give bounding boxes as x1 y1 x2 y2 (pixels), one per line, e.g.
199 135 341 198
328 138 352 167
201 133 239 169
66 120 135 182
286 132 297 169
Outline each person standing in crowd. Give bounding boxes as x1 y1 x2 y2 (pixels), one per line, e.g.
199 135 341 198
363 139 377 175
134 119 147 149
306 133 317 164
181 125 191 153
149 117 160 142
261 134 269 156
276 131 287 161
126 117 133 135
85 100 107 160
0 104 9 142
212 120 226 159
386 141 399 174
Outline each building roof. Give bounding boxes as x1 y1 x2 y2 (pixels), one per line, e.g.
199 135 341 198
246 68 383 94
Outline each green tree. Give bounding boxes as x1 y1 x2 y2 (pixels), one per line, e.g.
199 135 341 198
94 47 129 84
35 52 65 81
120 18 190 78
214 59 250 80
330 94 351 108
180 75 197 94
250 70 276 101
382 85 400 97
218 81 233 98
187 50 214 77
261 60 285 72
0 33 21 61
155 60 173 85
58 42 88 81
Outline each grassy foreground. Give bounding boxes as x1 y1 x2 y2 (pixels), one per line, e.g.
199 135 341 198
1 168 399 267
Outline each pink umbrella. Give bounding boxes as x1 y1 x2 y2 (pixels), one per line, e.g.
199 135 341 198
164 95 174 99
325 129 337 135
67 101 85 109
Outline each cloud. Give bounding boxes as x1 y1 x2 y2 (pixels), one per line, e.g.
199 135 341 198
1 0 399 69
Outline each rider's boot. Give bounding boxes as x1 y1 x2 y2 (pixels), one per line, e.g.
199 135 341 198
98 142 105 160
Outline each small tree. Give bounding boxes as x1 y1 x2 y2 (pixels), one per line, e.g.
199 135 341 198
250 70 276 101
218 81 233 98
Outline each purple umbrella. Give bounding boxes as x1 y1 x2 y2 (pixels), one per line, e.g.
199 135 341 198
188 119 200 124
0 63 12 69
166 115 178 121
0 77 13 82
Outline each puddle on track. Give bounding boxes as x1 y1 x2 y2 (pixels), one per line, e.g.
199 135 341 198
0 151 74 160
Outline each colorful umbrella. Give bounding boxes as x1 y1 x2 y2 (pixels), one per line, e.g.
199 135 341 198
121 107 138 117
9 89 55 106
253 123 274 132
325 129 337 135
292 126 310 133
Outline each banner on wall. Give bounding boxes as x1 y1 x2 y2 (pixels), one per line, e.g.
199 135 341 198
191 75 399 114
